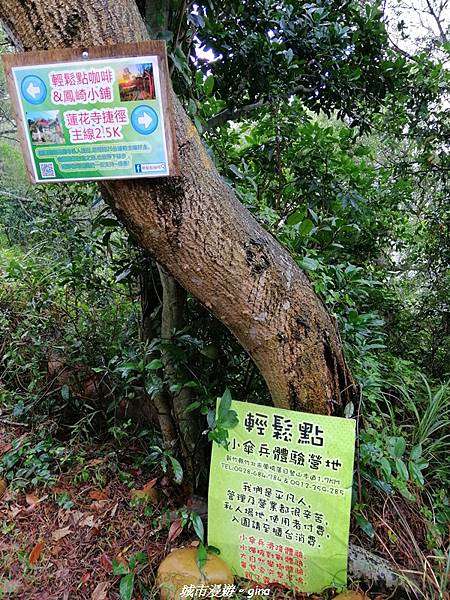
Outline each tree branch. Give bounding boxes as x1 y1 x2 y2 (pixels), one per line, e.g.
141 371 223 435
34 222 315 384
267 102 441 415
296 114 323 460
205 83 314 130
425 0 449 43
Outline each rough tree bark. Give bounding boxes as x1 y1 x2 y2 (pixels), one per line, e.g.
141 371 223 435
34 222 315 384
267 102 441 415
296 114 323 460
0 0 355 416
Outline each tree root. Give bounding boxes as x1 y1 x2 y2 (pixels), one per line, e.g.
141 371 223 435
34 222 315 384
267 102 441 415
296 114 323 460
348 543 419 598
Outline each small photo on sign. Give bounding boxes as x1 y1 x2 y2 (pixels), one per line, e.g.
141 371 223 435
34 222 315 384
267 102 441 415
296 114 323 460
117 63 156 102
27 110 64 145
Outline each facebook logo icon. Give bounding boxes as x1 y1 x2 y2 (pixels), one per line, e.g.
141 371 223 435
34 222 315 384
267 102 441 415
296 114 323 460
135 164 142 173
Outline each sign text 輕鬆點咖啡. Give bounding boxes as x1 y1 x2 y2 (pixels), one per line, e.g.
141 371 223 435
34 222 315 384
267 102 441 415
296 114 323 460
2 42 177 183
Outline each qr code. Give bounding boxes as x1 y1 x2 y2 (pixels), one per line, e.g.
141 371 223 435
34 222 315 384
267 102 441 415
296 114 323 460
39 162 56 178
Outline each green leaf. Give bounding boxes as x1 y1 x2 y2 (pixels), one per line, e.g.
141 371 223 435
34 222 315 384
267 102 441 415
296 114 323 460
207 409 216 429
170 48 191 84
355 514 375 538
298 257 319 271
147 359 163 370
115 268 132 283
218 388 232 420
395 458 409 480
286 209 306 226
196 543 207 571
190 511 204 543
187 98 197 116
208 428 230 449
380 457 391 480
112 560 129 576
145 375 163 397
397 481 416 502
120 361 140 372
203 75 214 96
410 444 422 460
219 410 238 429
95 217 119 228
299 218 314 237
169 455 183 484
394 437 406 458
389 436 406 458
129 552 147 570
194 115 204 134
229 164 244 179
409 462 425 486
120 573 135 600
344 401 354 418
61 385 70 401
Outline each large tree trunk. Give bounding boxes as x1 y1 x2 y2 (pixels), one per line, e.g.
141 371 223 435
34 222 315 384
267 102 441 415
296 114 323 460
0 0 355 414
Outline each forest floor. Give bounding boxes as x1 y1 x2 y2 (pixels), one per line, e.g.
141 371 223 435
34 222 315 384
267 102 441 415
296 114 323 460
0 422 176 600
0 422 441 600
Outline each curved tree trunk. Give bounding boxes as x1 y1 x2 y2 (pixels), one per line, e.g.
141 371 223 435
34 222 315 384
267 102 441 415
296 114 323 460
0 0 355 415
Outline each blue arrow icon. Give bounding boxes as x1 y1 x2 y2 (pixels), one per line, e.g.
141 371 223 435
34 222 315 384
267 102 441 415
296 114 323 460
131 105 158 135
21 75 47 105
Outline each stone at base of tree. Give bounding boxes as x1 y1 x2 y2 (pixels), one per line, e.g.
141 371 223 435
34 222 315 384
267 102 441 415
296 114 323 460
156 547 234 600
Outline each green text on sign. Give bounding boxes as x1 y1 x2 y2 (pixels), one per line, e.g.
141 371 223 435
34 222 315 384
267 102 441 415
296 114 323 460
12 55 171 182
208 400 356 594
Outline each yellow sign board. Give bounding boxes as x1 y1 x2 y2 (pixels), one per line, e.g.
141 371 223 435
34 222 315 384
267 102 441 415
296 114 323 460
208 400 356 593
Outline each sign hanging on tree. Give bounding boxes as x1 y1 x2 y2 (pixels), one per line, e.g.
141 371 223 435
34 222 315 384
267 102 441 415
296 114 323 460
208 399 356 594
2 41 178 183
